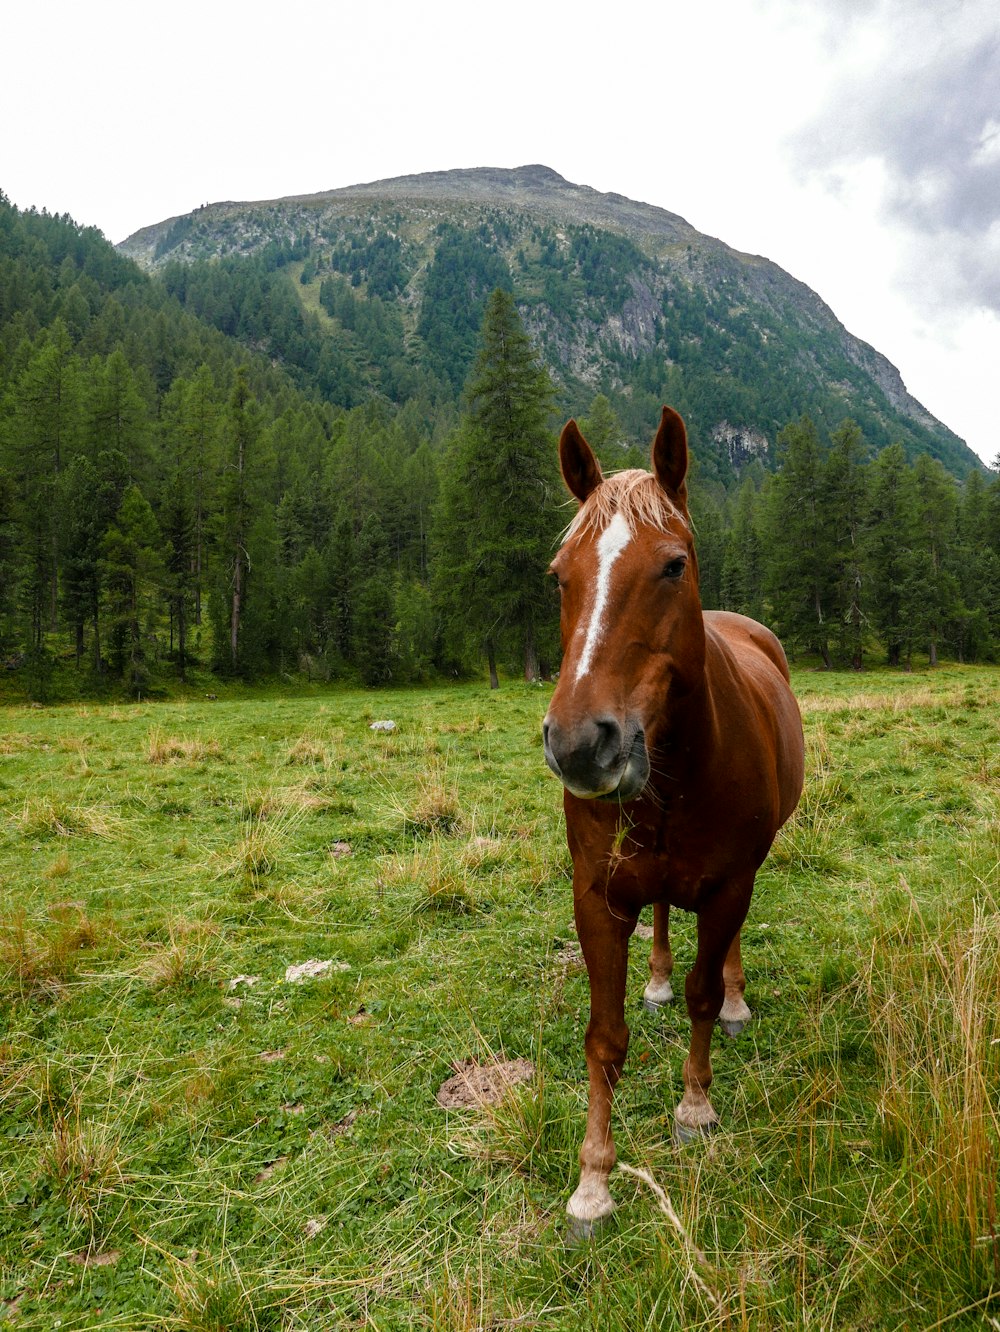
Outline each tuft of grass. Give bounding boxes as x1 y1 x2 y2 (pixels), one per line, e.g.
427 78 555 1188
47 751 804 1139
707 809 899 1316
38 1109 126 1227
382 840 476 914
460 1058 579 1187
401 765 463 837
285 734 329 766
15 794 122 839
139 919 218 989
165 1254 282 1332
0 905 100 997
44 849 72 878
146 726 223 764
219 795 305 881
769 731 850 874
866 887 1000 1287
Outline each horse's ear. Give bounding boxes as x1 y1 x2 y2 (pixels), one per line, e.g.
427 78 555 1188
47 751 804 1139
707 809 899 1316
651 406 689 507
559 419 603 503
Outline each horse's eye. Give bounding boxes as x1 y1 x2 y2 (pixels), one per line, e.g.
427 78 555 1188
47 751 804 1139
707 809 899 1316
663 558 687 581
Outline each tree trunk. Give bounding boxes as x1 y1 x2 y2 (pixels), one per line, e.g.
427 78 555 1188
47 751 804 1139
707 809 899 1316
486 638 499 690
178 600 187 683
92 599 102 676
523 625 539 682
231 546 244 671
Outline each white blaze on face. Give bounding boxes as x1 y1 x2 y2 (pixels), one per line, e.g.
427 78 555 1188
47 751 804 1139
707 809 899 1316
574 511 632 683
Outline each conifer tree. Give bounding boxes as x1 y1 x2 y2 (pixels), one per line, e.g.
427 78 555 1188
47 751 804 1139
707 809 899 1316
62 449 128 673
955 470 1000 658
212 371 270 674
2 324 81 642
178 366 220 626
432 289 560 685
577 394 627 469
865 443 916 666
910 455 960 667
824 420 868 669
351 512 394 684
721 477 763 619
101 484 163 693
761 417 835 666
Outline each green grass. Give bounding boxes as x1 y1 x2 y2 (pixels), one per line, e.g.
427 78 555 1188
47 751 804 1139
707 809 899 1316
0 668 998 1329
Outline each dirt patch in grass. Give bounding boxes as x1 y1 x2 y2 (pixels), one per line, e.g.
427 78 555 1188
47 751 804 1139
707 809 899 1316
436 1057 535 1108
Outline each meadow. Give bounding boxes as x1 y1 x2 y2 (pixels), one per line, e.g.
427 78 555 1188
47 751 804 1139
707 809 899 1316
0 667 997 1330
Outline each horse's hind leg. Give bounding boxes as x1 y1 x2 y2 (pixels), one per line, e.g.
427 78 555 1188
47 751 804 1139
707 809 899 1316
642 902 674 1011
675 882 751 1142
719 932 752 1038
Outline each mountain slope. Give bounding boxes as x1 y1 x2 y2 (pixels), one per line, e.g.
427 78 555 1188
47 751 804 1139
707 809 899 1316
119 165 979 480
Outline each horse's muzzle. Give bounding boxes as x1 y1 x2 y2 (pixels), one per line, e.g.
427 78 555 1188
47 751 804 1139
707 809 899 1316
542 715 650 801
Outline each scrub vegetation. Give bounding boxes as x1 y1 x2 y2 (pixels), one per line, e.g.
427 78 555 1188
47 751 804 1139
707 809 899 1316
1 667 998 1328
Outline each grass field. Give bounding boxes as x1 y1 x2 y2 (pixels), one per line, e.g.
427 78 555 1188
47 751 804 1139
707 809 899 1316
1 667 998 1330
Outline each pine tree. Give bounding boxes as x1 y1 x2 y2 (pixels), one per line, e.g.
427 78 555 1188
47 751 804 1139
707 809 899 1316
351 513 394 684
955 470 1000 658
865 443 917 667
577 394 627 469
178 366 220 626
761 417 835 666
62 449 128 673
688 488 726 611
910 455 960 667
101 484 163 694
432 289 560 685
2 324 82 645
720 477 763 619
212 371 271 675
825 420 868 669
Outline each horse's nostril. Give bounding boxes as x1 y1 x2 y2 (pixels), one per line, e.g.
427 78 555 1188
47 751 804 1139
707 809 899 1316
592 716 623 767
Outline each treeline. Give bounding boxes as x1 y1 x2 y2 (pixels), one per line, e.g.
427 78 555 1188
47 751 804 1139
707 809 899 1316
0 194 453 694
0 323 451 693
1 193 997 700
695 418 1000 669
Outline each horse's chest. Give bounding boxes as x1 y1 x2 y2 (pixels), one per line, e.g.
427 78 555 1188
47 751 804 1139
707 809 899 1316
585 799 760 912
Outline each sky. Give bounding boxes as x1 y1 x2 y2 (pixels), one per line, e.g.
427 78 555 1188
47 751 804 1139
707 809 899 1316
5 0 998 463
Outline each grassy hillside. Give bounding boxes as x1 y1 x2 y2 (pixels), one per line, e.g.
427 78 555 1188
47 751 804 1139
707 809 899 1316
1 670 998 1328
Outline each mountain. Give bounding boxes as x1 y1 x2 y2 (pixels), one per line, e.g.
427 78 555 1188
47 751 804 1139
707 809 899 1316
118 165 979 481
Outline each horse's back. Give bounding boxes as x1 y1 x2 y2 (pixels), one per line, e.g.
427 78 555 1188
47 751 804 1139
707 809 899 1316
704 609 791 682
703 610 804 826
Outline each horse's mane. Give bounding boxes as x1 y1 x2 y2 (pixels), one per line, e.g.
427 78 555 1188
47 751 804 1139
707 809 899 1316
561 469 689 544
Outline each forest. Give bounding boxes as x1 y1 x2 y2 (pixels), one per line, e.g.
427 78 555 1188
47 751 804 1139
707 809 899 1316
1 191 999 700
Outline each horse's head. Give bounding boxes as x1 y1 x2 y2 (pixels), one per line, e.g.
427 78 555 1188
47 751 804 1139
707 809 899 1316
542 406 704 801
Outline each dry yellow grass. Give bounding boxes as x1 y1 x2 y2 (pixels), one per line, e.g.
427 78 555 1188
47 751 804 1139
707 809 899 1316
145 727 223 764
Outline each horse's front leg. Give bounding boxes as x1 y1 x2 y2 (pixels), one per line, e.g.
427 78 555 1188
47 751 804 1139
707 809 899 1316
567 885 635 1236
642 901 674 1010
675 880 752 1142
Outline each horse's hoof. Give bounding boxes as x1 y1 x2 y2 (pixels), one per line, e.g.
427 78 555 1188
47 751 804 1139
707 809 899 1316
673 1117 720 1146
565 1209 614 1244
642 982 674 1012
718 1016 746 1038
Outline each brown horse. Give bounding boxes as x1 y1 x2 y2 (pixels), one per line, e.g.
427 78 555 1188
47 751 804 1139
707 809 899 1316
542 406 804 1236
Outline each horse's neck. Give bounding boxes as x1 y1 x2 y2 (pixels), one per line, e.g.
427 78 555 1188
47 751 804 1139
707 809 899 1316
652 628 728 763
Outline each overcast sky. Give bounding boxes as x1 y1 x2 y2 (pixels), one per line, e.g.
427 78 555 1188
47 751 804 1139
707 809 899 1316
5 0 998 463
